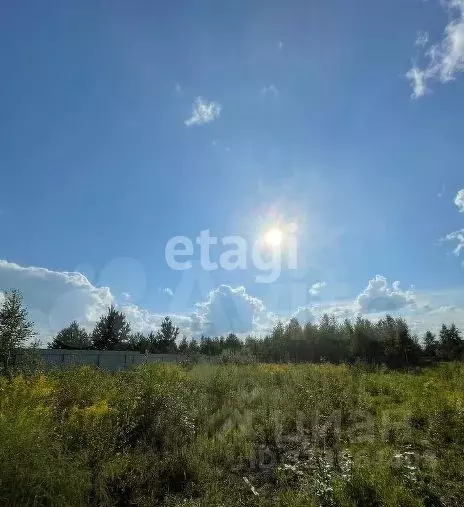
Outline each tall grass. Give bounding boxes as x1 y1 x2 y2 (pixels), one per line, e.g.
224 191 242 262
1 363 464 505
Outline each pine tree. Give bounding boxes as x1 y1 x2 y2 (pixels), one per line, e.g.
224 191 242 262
438 323 463 361
225 333 241 351
91 305 131 350
178 336 189 353
423 331 437 358
0 290 36 376
155 317 179 353
50 321 91 349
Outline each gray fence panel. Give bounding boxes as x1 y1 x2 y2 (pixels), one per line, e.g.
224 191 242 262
33 350 184 371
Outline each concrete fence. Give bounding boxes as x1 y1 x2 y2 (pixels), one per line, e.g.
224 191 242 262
30 349 185 372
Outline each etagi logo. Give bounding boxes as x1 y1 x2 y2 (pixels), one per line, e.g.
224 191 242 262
165 228 298 283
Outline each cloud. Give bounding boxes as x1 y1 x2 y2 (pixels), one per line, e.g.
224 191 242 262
0 260 279 340
190 285 277 336
406 67 429 98
261 85 279 98
356 275 416 313
2 260 462 343
455 188 464 212
0 260 113 341
185 97 221 126
442 189 464 258
292 306 316 325
407 0 464 98
309 281 327 296
416 31 430 47
445 229 464 256
119 303 190 335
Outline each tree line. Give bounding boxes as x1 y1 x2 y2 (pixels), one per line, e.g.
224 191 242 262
1 289 464 374
47 297 464 368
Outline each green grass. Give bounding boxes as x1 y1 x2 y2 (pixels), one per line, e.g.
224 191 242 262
1 362 464 506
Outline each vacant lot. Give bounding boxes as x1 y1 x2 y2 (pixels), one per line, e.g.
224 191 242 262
1 362 463 506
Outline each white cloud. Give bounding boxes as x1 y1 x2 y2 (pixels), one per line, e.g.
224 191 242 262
407 0 464 97
292 306 316 325
407 67 429 98
261 84 279 98
445 229 464 256
0 260 113 341
455 188 464 212
185 97 221 126
309 281 327 296
190 285 277 336
442 189 464 258
2 260 463 343
0 261 278 341
356 275 416 313
119 303 190 335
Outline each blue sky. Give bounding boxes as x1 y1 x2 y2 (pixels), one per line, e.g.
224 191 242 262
0 0 463 341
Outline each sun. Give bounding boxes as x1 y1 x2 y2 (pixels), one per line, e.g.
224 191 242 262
264 227 284 248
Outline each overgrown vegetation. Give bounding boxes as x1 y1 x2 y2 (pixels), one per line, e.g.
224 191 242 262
2 289 464 504
2 362 464 506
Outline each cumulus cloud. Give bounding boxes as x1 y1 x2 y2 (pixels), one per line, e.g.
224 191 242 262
309 281 327 297
292 306 316 325
407 0 464 98
190 285 277 336
0 260 113 341
0 261 278 341
2 259 462 344
356 275 416 313
185 97 221 126
0 260 185 342
119 304 190 335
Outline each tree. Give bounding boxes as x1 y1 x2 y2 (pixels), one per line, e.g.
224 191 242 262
50 321 91 349
423 331 437 358
438 323 463 361
224 333 241 352
178 336 189 354
302 322 319 362
187 338 200 355
0 290 36 376
155 317 179 353
91 305 131 350
352 317 382 364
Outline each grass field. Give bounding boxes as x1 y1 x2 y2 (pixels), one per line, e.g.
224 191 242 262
1 362 464 506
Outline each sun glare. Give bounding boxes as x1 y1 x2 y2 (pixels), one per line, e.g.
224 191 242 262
264 227 284 248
